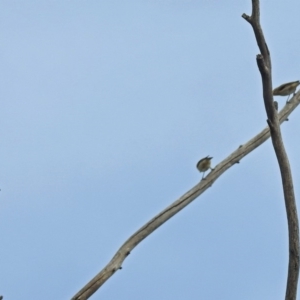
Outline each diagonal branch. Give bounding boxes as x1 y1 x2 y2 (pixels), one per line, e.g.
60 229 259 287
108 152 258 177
71 94 300 300
243 1 299 300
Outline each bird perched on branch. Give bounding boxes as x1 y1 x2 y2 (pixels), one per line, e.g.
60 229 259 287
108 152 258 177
197 156 213 180
273 80 300 103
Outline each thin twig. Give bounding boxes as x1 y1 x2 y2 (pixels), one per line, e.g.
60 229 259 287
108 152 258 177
243 1 299 299
71 93 300 300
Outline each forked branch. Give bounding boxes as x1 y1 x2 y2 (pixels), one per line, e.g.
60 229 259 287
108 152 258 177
242 1 299 299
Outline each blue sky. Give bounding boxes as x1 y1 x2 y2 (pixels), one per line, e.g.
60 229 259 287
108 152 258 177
1 1 300 299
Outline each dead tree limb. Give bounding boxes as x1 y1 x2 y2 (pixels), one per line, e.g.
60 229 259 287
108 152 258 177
242 1 299 300
71 93 300 299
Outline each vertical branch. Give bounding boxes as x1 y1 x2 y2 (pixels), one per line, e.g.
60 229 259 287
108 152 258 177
242 1 299 300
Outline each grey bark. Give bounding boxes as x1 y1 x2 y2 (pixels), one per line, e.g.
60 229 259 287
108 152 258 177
242 1 299 299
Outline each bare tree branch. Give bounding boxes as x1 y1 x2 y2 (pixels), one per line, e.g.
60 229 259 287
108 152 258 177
243 1 299 299
71 94 300 300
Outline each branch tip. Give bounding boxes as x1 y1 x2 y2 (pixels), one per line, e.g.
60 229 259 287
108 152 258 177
241 13 251 23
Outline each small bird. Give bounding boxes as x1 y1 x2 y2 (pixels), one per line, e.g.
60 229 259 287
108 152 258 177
197 156 213 180
273 80 300 103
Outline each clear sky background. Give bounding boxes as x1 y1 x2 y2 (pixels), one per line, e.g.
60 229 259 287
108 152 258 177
1 1 300 299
